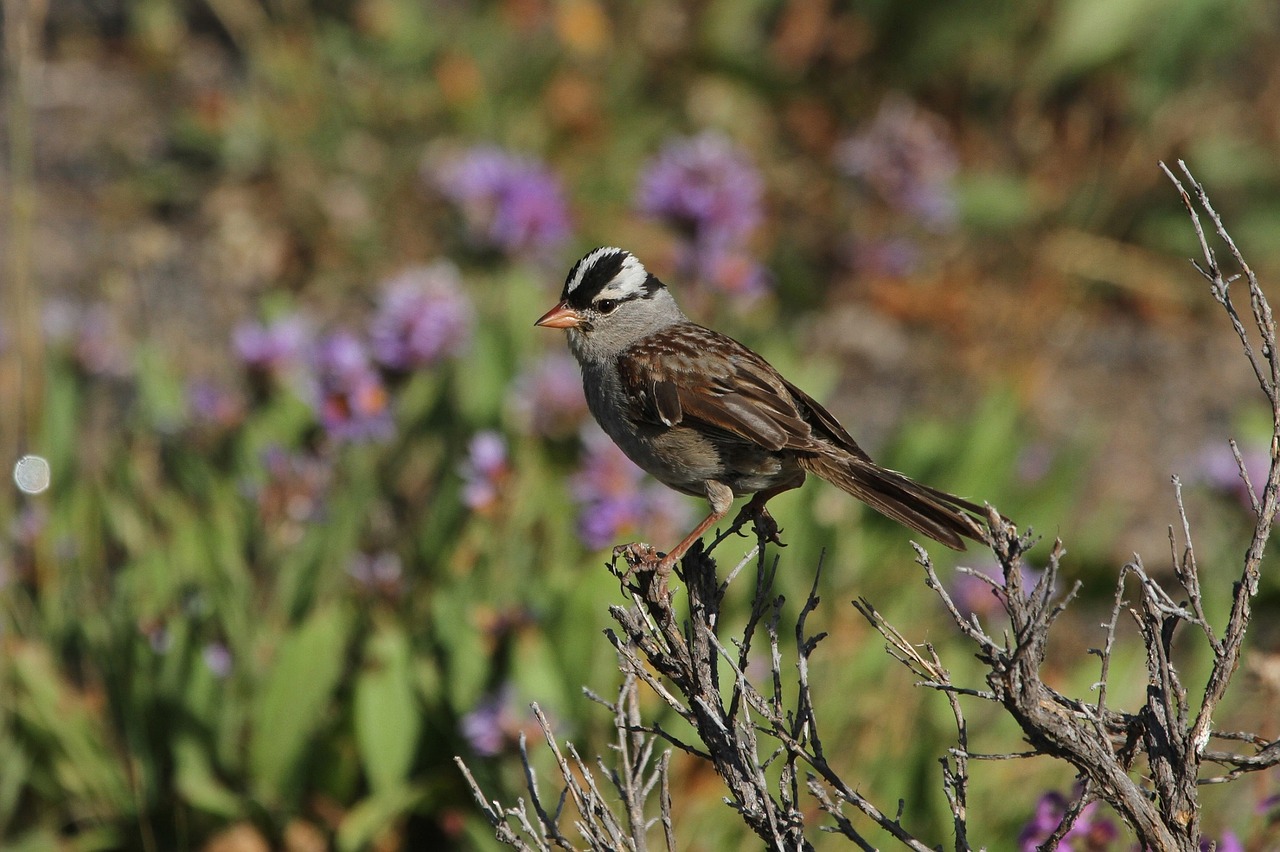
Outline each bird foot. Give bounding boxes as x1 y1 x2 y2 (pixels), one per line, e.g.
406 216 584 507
612 542 674 577
730 503 787 547
611 542 675 600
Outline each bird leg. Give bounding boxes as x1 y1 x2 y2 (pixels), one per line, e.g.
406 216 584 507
611 508 725 600
655 505 730 574
730 479 803 547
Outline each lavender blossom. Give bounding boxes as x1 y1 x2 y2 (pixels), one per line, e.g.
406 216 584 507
836 96 959 231
637 132 763 246
572 426 692 550
431 146 572 255
202 642 233 678
460 431 510 513
1195 441 1271 513
636 132 767 296
232 313 312 378
369 262 474 371
460 684 517 757
347 551 404 598
1017 790 1119 851
186 379 245 428
307 331 395 443
509 353 588 438
950 559 1046 621
1204 832 1244 852
253 446 333 527
42 299 132 377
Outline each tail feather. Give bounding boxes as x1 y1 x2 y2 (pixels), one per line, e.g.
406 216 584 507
799 454 984 550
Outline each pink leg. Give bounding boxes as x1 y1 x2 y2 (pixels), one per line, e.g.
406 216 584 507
656 505 730 573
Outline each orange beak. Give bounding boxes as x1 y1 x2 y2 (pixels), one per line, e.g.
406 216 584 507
534 301 583 329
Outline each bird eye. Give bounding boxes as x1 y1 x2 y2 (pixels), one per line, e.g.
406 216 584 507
596 299 619 314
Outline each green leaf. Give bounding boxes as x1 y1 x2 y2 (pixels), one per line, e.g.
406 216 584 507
335 784 427 852
173 734 242 819
0 732 30 835
249 604 354 806
354 622 422 793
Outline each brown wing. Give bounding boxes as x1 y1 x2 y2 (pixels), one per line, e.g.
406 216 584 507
617 324 836 454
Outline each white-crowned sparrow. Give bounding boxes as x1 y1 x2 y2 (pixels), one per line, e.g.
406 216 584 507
536 246 984 571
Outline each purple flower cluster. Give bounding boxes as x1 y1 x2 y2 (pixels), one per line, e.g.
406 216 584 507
431 145 572 255
636 132 768 297
1020 789 1247 851
42 299 132 377
369 262 474 371
232 314 313 380
571 426 692 550
232 261 474 444
1018 791 1118 851
307 330 396 443
509 353 588 438
460 431 511 513
836 96 959 231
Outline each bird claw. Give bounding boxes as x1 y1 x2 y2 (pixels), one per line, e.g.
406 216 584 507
731 504 787 547
611 542 676 601
612 542 675 576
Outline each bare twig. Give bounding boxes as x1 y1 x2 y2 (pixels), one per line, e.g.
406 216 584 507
467 162 1277 852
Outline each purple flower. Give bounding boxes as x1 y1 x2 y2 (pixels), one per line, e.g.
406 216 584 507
461 431 510 513
369 262 474 371
1258 787 1280 816
1195 441 1271 513
307 331 395 443
42 299 132 376
431 146 572 255
186 379 245 428
836 96 959 231
1203 831 1244 852
253 446 333 526
202 642 233 678
571 427 692 550
509 353 588 438
232 314 312 378
347 551 404 598
637 132 763 246
460 684 517 757
636 132 767 296
76 305 133 377
1018 790 1119 851
951 560 1046 620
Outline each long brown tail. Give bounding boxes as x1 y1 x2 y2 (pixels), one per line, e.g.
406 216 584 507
799 453 986 550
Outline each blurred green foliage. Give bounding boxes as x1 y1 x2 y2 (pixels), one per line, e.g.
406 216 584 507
3 0 1280 849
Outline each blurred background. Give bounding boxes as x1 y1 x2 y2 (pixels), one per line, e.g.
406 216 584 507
2 0 1280 849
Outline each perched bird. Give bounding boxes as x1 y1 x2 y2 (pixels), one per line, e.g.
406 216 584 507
536 247 984 572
